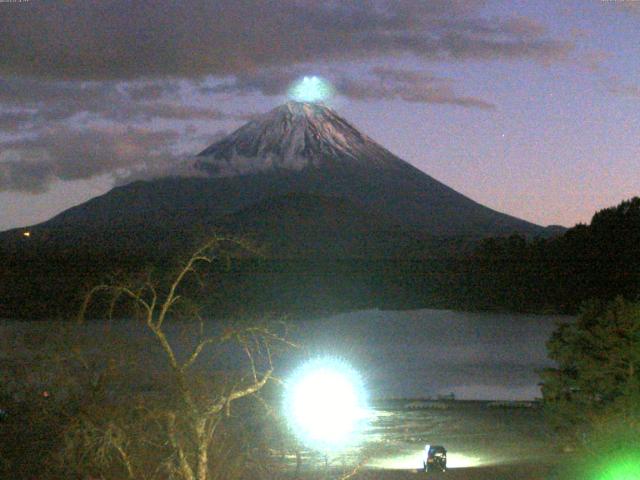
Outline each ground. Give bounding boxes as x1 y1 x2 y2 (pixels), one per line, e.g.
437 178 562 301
354 464 554 479
287 463 556 480
290 400 560 480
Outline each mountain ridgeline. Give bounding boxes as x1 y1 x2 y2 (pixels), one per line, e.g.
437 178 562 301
2 102 636 319
31 102 549 240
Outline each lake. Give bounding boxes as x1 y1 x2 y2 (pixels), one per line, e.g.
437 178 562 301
288 308 568 401
0 308 569 401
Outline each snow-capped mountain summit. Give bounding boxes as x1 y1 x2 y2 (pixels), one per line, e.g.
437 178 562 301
6 101 551 243
195 101 407 176
0 100 562 319
189 101 546 236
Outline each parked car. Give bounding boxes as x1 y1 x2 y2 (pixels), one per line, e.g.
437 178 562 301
423 444 447 473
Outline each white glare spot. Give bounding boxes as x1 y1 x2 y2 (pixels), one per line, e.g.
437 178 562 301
284 357 368 451
288 76 334 103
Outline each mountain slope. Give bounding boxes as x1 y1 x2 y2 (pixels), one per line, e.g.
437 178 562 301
18 101 547 241
195 101 410 175
194 101 544 236
0 101 563 319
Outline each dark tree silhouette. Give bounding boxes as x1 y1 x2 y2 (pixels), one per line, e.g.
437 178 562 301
541 297 640 446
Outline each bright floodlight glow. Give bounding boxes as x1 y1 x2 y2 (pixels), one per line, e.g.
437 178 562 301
284 357 368 452
288 75 334 103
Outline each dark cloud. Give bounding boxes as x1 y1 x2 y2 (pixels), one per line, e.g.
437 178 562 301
608 75 640 98
188 128 228 146
0 78 118 120
0 76 251 191
0 110 35 132
616 2 640 14
0 77 243 128
0 1 571 80
203 69 303 97
610 83 640 98
123 103 238 122
339 67 495 108
210 66 495 109
579 49 611 73
0 126 180 193
125 82 181 101
0 1 570 195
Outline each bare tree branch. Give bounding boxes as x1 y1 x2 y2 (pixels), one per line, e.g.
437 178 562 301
72 236 294 480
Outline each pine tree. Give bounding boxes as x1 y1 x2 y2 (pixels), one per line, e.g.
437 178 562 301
541 297 640 445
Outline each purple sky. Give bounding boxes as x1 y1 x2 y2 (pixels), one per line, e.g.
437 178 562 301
0 0 638 231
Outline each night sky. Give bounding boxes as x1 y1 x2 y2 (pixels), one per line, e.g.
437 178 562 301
0 1 638 231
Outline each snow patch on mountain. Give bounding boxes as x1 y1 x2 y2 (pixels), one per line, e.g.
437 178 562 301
195 101 405 177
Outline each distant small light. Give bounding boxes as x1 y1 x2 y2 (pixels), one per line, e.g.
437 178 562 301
288 75 334 103
23 231 31 238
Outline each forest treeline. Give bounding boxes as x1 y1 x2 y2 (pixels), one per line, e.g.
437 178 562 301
1 197 639 319
460 197 640 313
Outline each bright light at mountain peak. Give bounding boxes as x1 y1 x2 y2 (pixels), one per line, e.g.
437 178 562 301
288 76 334 103
284 357 368 452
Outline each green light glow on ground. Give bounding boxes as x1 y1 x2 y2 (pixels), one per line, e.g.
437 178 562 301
557 426 640 480
288 76 334 103
592 454 640 480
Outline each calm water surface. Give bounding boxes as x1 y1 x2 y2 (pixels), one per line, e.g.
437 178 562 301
0 309 569 400
290 309 568 400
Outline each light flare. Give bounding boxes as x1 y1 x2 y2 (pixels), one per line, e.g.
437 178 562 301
283 357 369 452
288 76 334 103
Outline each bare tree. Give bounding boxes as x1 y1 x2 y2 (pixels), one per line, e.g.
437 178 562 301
2 237 372 480
69 236 296 480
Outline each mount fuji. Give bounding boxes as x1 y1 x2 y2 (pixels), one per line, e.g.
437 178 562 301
0 101 559 318
7 101 546 245
190 101 545 237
